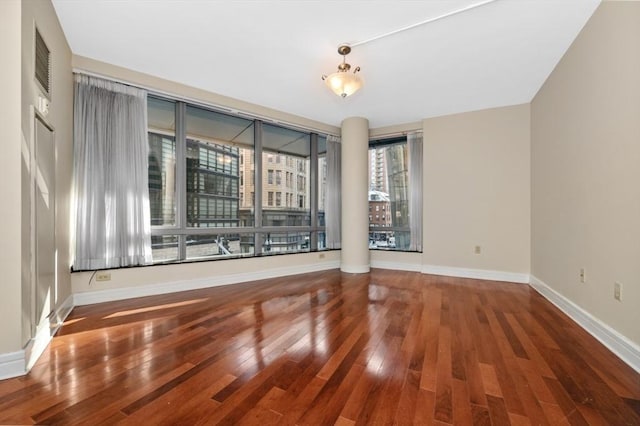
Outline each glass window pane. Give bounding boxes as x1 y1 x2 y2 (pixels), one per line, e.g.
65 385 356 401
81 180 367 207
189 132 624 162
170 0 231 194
368 141 410 250
261 124 310 227
317 231 326 250
318 135 327 227
187 234 231 259
262 232 310 254
151 235 179 262
392 231 410 250
186 105 253 229
148 97 176 226
186 233 255 260
239 148 255 226
386 143 409 227
149 98 330 263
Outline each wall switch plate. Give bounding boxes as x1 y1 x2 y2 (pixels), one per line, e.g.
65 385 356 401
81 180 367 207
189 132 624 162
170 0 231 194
474 245 481 254
96 272 111 282
579 268 586 283
614 282 622 301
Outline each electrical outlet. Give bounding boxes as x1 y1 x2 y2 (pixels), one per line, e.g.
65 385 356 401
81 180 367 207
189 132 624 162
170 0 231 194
474 245 481 254
614 282 622 301
96 272 111 282
579 268 586 283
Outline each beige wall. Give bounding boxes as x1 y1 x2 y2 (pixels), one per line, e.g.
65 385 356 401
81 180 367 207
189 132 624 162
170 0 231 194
531 1 640 345
20 0 74 346
370 250 422 272
0 0 23 354
72 55 340 137
422 104 531 275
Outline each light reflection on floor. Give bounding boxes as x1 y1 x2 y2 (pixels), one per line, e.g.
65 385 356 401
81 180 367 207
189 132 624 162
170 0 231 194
104 298 209 319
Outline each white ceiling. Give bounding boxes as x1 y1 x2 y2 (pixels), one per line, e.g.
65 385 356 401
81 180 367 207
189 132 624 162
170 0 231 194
52 0 600 129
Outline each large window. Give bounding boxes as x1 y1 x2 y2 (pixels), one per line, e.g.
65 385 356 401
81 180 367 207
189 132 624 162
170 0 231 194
368 137 413 251
147 97 327 262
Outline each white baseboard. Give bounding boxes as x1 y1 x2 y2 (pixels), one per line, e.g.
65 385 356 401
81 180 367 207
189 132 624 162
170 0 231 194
24 294 74 371
530 275 640 373
74 260 341 306
340 264 370 274
0 350 26 380
371 260 422 272
422 264 530 284
1 293 75 380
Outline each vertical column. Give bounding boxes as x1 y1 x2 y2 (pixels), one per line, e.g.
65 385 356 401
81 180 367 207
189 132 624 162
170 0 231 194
340 117 370 273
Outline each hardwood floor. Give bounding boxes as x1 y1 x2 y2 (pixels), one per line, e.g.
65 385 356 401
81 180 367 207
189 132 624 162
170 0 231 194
0 269 638 425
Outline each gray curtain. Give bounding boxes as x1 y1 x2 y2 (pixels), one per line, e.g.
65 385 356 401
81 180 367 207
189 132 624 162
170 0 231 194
325 135 341 249
73 74 152 270
408 131 423 251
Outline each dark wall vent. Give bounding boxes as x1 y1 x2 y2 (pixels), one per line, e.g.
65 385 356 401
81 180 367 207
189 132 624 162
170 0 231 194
35 28 51 97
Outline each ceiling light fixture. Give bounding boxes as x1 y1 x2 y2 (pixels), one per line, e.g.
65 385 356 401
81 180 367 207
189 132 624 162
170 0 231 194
322 45 362 98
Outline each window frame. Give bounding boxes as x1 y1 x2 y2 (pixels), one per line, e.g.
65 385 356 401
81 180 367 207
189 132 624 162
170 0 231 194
367 136 415 252
148 96 327 263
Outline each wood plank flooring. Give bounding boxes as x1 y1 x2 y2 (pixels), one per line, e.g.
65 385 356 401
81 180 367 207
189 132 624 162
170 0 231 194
0 269 638 425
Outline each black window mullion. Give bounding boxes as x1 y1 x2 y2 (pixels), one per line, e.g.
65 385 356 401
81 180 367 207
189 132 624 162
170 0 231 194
310 133 318 250
176 101 187 259
254 120 263 254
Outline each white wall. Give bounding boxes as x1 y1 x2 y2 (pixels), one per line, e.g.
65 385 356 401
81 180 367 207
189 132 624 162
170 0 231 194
422 105 531 278
0 0 23 356
531 1 640 345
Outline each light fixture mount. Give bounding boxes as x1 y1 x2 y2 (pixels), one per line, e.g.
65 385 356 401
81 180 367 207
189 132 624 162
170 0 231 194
337 45 351 55
322 44 363 98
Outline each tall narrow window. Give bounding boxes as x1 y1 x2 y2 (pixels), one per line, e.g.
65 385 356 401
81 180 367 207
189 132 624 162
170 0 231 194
367 136 420 251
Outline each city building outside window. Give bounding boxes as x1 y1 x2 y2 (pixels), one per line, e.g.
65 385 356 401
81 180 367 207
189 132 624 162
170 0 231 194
368 137 414 251
147 96 327 262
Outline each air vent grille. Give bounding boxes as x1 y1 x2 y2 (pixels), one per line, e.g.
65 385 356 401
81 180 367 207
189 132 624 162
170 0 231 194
35 28 50 96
